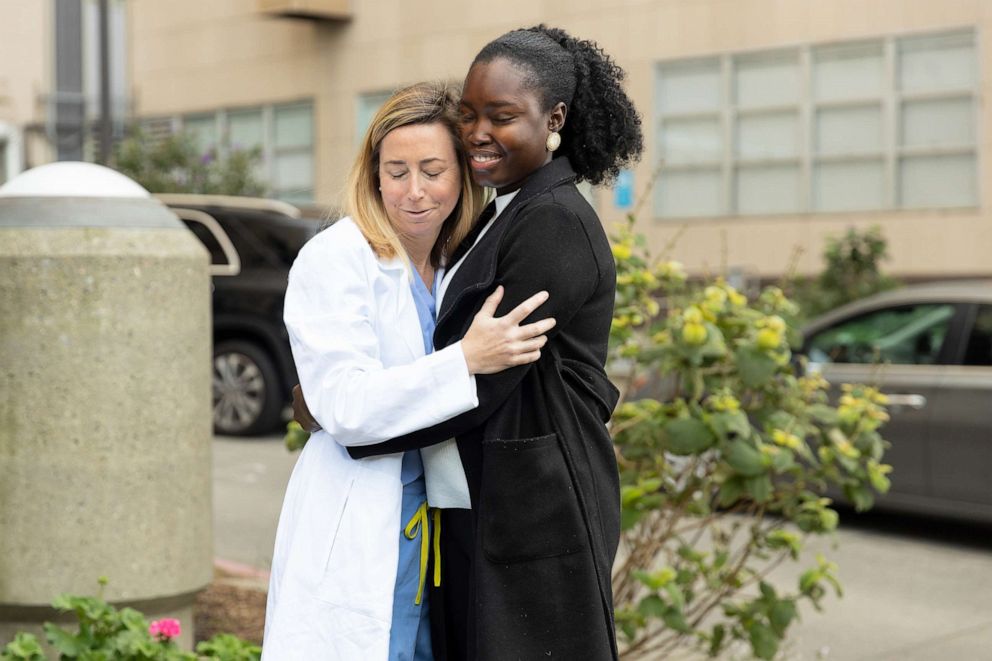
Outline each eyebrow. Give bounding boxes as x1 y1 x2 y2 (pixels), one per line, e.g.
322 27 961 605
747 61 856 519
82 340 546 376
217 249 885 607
383 157 448 167
460 99 518 110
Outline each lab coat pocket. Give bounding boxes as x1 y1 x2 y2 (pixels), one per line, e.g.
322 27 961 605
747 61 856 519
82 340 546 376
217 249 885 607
314 466 397 623
481 433 587 563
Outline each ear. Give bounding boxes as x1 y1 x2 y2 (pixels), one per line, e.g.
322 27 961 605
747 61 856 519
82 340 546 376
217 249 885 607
548 102 567 133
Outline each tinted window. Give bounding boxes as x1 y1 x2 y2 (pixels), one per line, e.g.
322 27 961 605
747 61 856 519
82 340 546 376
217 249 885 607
962 305 992 366
807 303 955 365
215 212 311 270
182 219 228 265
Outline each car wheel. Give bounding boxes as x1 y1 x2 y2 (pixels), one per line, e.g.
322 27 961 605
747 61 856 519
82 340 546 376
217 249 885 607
212 340 283 436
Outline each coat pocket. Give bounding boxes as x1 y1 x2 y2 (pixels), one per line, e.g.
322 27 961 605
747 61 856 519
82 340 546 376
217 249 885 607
481 433 587 563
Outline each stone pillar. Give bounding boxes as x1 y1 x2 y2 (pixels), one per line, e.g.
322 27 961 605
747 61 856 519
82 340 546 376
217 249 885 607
0 163 213 650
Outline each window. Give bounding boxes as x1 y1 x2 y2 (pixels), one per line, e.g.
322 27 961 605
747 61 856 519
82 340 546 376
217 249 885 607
655 29 977 217
807 303 956 365
962 306 992 367
173 101 315 203
356 91 393 145
184 114 219 157
273 104 314 203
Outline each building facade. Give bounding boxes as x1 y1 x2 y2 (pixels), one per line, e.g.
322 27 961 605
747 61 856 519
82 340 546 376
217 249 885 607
4 0 990 281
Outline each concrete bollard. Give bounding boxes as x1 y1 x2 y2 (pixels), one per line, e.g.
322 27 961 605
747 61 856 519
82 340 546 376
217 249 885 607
0 163 213 650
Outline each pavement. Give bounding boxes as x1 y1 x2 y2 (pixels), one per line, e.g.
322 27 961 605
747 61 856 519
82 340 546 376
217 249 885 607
211 434 298 585
211 435 992 659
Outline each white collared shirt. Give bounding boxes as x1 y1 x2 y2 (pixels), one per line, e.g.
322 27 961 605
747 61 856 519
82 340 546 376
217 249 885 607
437 189 519 309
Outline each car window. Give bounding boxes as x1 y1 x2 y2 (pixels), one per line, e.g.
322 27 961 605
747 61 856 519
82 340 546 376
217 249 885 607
214 213 307 270
962 305 992 366
807 303 956 365
182 219 228 265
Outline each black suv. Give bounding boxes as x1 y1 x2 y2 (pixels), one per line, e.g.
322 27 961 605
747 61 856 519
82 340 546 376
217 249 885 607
157 194 320 436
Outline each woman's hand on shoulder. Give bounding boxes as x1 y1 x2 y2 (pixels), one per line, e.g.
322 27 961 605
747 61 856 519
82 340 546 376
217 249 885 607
461 286 556 375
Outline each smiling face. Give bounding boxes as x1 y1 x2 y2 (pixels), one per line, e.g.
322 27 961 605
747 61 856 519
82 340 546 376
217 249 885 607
459 58 565 194
377 122 462 250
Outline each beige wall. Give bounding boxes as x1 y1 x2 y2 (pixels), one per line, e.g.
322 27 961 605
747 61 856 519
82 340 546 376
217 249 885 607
0 0 51 174
0 1 49 126
130 0 992 279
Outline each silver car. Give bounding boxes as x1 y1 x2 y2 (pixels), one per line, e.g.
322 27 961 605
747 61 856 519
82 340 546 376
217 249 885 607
801 280 992 521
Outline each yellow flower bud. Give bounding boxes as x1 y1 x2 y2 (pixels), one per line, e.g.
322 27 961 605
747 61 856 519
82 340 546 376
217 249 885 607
682 321 708 346
705 286 727 304
612 243 632 261
756 328 782 350
683 306 704 324
729 291 747 307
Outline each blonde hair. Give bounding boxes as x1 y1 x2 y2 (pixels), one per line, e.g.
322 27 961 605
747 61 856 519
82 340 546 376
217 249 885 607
347 81 486 267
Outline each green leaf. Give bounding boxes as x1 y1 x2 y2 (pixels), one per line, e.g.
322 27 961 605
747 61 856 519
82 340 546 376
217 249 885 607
284 421 311 452
737 346 779 388
637 595 667 619
621 485 644 507
708 623 727 658
664 583 686 611
767 530 803 559
770 447 796 473
2 633 46 661
724 440 768 477
745 475 773 503
747 621 780 660
717 475 746 507
662 605 692 633
710 410 752 442
698 322 728 358
664 416 717 455
43 624 83 656
770 599 798 636
843 482 875 512
620 508 647 531
633 568 676 590
808 404 839 425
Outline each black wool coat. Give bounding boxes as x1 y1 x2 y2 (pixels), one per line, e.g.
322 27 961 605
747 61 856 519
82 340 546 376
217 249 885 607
351 157 621 661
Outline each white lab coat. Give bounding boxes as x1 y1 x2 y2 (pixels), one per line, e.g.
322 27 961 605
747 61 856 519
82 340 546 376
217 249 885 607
262 218 479 660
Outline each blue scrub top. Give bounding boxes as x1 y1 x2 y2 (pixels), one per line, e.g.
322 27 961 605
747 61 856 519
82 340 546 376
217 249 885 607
399 265 442 485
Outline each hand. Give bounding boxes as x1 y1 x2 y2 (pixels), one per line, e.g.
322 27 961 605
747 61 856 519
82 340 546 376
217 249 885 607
292 384 321 432
460 286 556 375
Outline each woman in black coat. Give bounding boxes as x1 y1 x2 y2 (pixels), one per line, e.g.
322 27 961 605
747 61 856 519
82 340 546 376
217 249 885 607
347 26 644 660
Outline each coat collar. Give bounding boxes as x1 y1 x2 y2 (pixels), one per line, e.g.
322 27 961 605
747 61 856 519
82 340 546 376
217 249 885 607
446 157 577 272
437 157 577 330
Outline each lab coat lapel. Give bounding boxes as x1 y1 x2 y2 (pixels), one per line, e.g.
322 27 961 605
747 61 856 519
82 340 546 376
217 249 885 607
378 255 425 362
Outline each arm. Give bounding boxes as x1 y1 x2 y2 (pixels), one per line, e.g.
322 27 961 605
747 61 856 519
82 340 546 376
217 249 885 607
286 231 479 447
349 203 602 458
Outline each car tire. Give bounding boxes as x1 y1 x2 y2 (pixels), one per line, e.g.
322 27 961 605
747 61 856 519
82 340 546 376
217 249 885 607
212 340 283 436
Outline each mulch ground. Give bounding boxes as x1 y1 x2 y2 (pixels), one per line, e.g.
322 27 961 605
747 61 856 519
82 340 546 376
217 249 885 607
193 575 268 645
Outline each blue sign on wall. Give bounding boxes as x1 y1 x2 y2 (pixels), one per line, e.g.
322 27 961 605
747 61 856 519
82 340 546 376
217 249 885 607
614 169 634 210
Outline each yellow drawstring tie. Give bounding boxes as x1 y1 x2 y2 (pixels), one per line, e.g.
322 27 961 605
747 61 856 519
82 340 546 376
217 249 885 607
403 502 442 605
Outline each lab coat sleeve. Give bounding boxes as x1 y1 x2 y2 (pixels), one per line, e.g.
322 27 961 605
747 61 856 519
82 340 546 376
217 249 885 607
348 202 602 458
284 228 478 447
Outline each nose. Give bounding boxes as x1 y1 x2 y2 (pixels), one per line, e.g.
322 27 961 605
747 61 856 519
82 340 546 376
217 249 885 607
406 173 426 200
463 117 491 146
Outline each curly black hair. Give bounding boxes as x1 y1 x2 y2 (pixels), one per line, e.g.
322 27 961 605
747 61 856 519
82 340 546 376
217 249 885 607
473 25 643 186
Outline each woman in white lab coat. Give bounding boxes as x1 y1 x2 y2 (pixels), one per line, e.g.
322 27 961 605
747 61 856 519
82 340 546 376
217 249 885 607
261 82 554 660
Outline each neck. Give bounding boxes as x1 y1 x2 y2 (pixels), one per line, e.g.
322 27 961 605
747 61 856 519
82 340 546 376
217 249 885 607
401 237 435 287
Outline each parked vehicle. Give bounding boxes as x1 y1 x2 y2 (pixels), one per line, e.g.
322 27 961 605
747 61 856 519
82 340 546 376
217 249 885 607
157 194 320 436
800 280 992 522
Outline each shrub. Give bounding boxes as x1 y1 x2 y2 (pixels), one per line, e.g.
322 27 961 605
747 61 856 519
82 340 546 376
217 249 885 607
609 217 891 659
789 225 899 322
0 580 260 661
112 128 267 197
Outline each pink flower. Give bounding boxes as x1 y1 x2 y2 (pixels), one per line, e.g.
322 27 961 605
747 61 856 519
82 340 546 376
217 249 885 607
148 618 182 640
